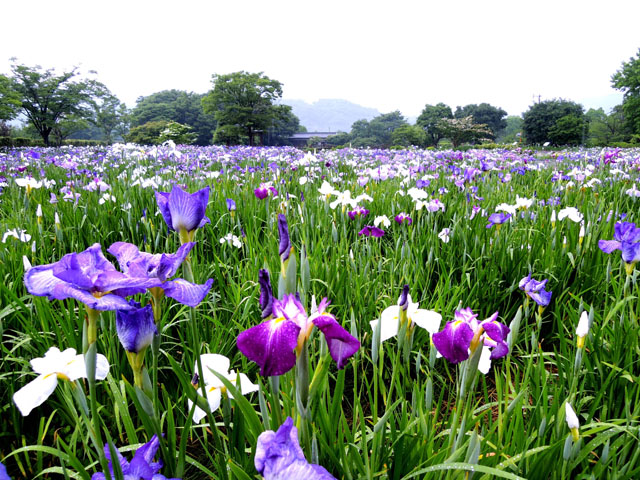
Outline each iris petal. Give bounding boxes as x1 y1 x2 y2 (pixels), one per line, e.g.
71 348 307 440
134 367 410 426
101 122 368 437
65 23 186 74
313 314 360 369
237 318 300 376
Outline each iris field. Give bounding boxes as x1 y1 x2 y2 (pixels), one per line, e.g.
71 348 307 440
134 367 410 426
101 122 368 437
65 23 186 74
1 143 640 479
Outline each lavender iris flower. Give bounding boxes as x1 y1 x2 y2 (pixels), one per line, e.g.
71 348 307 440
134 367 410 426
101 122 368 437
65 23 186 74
598 221 640 254
519 274 552 307
155 185 210 240
108 242 213 307
486 212 511 229
255 417 336 480
23 244 158 311
91 435 180 480
358 226 385 237
116 302 158 353
226 198 236 211
237 294 360 376
0 461 9 480
432 308 509 366
278 214 291 263
394 212 413 225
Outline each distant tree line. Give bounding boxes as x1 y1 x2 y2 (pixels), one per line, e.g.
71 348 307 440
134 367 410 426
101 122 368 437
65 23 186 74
2 49 640 147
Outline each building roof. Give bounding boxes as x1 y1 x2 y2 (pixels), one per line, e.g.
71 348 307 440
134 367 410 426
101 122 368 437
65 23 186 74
289 132 339 140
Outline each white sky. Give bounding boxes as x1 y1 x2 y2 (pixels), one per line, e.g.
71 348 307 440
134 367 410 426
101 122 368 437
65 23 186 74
2 0 639 118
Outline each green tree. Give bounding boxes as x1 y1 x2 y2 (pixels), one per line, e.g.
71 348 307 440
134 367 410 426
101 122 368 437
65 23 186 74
324 132 352 147
158 121 197 145
348 111 408 148
131 90 216 145
202 71 283 146
496 116 523 143
264 104 302 146
548 114 585 146
522 99 584 145
0 74 21 121
9 62 99 146
88 83 129 143
454 103 507 138
612 48 640 135
417 103 453 146
124 120 170 145
391 124 426 147
437 116 492 148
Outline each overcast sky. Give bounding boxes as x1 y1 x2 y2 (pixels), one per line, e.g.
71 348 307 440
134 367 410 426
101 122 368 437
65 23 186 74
2 0 639 118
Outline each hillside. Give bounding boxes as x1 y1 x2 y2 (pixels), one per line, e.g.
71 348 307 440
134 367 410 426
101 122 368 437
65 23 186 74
282 99 380 132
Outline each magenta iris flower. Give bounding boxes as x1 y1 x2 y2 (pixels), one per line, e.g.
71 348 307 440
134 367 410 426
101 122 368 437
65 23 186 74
432 308 509 364
347 205 369 220
255 182 278 199
155 185 210 234
519 274 552 307
237 292 360 376
394 212 413 225
255 417 336 479
358 226 385 237
108 242 213 307
116 302 158 353
23 244 158 311
91 435 180 480
486 212 511 229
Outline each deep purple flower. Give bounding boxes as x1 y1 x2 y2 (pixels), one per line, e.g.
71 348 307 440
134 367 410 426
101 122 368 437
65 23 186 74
347 205 369 220
116 302 158 353
226 198 236 211
255 182 278 200
518 274 552 307
91 435 180 480
258 269 275 318
598 222 640 254
432 308 509 365
155 185 210 235
255 417 336 480
394 212 413 225
486 212 511 229
358 226 385 237
23 244 158 311
108 242 213 307
278 214 291 263
237 294 359 376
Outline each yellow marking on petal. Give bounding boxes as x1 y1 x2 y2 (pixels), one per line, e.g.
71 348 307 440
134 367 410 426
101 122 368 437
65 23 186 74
577 336 585 349
56 373 70 381
571 427 580 442
625 262 635 276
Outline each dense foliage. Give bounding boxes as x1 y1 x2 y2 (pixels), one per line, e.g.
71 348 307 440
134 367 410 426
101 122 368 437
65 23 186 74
1 144 640 479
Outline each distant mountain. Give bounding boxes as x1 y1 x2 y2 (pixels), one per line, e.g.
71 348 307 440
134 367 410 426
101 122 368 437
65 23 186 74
282 99 380 133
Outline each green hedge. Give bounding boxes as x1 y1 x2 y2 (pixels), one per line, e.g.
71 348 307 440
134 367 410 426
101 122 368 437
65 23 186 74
0 137 106 148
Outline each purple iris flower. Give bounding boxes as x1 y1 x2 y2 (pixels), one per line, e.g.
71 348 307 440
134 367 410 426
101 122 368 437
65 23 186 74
278 214 291 263
155 185 210 234
23 244 158 311
358 226 385 237
255 417 336 480
116 302 158 353
108 242 213 307
347 206 369 220
259 269 275 318
91 435 180 480
598 222 640 254
621 241 640 264
237 294 360 376
518 274 552 307
226 198 236 211
486 212 511 229
432 308 509 364
255 182 278 200
394 212 413 225
0 461 10 480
